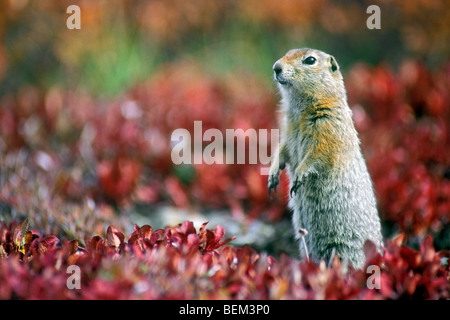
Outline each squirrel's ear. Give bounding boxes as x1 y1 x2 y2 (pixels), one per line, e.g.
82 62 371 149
329 56 339 73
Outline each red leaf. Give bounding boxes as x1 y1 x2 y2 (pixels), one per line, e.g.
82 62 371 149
138 225 153 240
177 221 196 236
12 218 29 253
106 226 124 249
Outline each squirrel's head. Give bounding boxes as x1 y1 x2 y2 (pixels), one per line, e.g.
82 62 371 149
273 48 345 102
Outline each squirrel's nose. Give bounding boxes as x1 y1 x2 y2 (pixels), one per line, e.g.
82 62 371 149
273 61 283 75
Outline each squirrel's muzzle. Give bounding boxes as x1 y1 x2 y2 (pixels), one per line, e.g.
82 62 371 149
273 61 282 75
273 61 288 85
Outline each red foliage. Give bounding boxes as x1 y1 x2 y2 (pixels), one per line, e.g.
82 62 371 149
347 61 450 237
364 235 450 299
0 219 448 300
97 157 141 203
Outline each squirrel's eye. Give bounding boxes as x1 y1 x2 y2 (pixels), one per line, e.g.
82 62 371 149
303 56 317 65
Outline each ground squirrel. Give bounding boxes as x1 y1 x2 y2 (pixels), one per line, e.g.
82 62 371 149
268 48 383 269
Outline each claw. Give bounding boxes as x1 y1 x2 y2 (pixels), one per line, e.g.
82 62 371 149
268 183 277 196
290 187 296 197
290 177 300 197
268 172 280 197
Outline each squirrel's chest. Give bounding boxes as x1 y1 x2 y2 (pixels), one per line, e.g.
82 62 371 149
285 123 306 168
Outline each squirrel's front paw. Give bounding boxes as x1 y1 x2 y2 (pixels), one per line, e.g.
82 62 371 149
290 168 315 197
290 174 302 197
268 170 280 195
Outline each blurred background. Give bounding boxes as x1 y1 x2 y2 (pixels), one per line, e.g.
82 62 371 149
0 0 449 256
